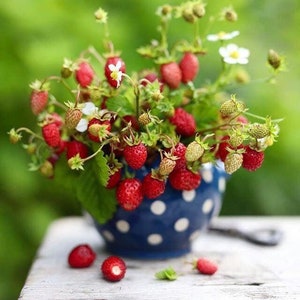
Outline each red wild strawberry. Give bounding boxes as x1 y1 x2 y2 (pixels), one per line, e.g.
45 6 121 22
66 140 89 159
42 123 61 148
123 142 147 170
179 52 199 83
106 168 122 189
87 118 111 142
172 142 187 170
216 136 230 162
75 61 94 88
49 113 64 128
101 256 126 282
169 167 201 191
121 115 140 131
104 56 126 88
160 62 182 89
142 173 166 199
196 258 218 275
169 107 196 137
30 90 48 115
242 146 264 171
68 244 96 268
116 178 143 211
141 72 164 91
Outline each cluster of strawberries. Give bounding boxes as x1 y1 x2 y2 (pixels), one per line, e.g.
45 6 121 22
68 243 218 282
9 1 281 223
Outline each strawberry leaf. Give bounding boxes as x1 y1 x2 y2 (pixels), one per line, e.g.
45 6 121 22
76 161 117 224
93 148 110 186
155 267 178 281
106 95 134 117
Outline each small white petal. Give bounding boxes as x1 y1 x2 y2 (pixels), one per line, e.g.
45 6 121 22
108 64 116 72
82 102 97 115
238 48 250 58
76 119 88 132
116 60 121 69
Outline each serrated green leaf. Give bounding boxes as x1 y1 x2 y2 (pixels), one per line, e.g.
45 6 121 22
76 162 117 224
106 95 134 117
93 149 110 187
155 267 178 281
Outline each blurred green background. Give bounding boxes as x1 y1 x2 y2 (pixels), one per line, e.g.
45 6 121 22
1 0 299 299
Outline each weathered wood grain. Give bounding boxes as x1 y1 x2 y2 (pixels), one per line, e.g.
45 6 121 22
19 216 300 300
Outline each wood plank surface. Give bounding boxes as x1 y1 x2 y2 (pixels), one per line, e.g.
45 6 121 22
19 216 300 300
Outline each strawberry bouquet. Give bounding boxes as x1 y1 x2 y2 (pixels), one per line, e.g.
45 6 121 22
9 2 283 226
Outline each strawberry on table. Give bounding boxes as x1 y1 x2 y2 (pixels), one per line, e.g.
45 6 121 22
101 256 127 282
195 257 218 275
68 244 96 268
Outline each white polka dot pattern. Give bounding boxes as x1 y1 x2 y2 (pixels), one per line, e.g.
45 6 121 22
174 218 189 232
147 234 163 245
116 220 130 233
150 200 166 215
182 190 196 202
95 161 228 259
218 177 226 193
202 198 214 214
202 168 213 183
102 230 114 242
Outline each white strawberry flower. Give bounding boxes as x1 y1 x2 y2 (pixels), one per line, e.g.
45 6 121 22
207 30 239 42
76 102 98 132
109 61 123 88
219 43 250 65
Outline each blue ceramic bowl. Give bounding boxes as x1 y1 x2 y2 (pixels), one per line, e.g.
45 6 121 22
94 162 228 259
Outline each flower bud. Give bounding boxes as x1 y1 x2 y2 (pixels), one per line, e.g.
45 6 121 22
193 3 206 18
223 7 238 22
268 49 281 70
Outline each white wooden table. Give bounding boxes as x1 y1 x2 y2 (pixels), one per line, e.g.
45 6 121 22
19 216 300 300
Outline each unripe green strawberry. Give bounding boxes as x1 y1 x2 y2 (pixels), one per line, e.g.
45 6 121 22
39 160 54 178
224 152 243 174
65 108 82 129
158 157 176 176
228 131 244 148
185 141 204 162
138 112 151 126
248 123 270 139
220 99 238 116
220 98 245 117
